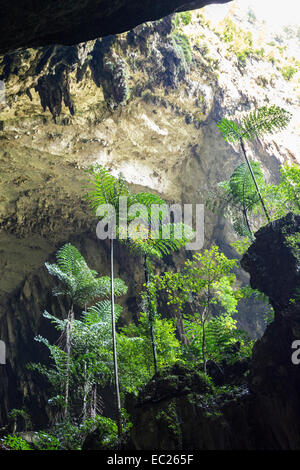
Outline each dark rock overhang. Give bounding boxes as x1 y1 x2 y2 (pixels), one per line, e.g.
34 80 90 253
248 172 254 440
0 0 231 55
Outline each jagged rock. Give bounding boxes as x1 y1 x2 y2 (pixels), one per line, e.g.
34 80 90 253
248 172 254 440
242 213 300 449
241 213 300 311
124 374 253 450
35 68 75 122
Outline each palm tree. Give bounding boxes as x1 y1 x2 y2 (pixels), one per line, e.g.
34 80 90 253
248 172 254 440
217 105 292 224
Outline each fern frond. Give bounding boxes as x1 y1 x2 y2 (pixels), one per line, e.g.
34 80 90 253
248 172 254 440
85 164 131 216
83 301 123 327
46 243 127 307
229 161 265 210
241 105 292 141
217 118 242 142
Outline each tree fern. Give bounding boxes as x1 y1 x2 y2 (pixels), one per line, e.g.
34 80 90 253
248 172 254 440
85 165 132 437
46 243 127 308
85 164 134 219
218 161 266 238
217 105 291 143
217 105 291 224
217 119 242 143
184 313 253 365
241 105 292 141
44 243 127 424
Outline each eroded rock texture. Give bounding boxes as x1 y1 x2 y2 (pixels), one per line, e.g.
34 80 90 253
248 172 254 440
0 0 230 55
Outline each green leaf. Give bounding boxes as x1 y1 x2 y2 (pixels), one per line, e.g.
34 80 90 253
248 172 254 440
241 105 292 141
217 118 242 142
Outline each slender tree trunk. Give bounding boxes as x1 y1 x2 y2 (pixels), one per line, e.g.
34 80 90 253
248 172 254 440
90 384 97 420
176 309 188 346
82 362 88 422
202 318 207 375
243 206 254 239
144 256 158 375
110 238 122 437
240 139 270 223
65 306 74 419
202 304 209 375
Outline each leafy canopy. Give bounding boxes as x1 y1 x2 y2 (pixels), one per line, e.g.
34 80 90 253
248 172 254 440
155 245 239 312
262 163 300 219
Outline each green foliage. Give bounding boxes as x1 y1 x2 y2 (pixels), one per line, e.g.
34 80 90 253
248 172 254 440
281 65 298 81
28 244 129 427
216 118 241 143
222 18 238 43
85 164 134 222
155 246 239 312
156 401 182 448
89 415 118 449
154 246 242 372
217 106 292 143
8 409 31 432
34 432 61 451
221 161 264 210
241 106 292 141
179 11 192 26
184 312 254 365
264 307 275 326
33 415 121 450
219 17 258 66
172 32 193 65
285 233 300 259
218 161 266 238
45 243 127 308
118 312 182 394
262 163 300 219
172 11 192 30
3 434 32 450
28 298 125 417
230 238 252 256
217 106 292 231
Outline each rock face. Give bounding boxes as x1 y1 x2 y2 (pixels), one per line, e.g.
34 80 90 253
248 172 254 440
0 0 230 55
0 8 299 426
242 213 300 449
124 364 254 450
124 214 300 450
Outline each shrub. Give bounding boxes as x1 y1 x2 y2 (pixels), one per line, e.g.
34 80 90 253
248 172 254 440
172 32 193 65
281 65 297 81
3 434 32 450
179 11 192 26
